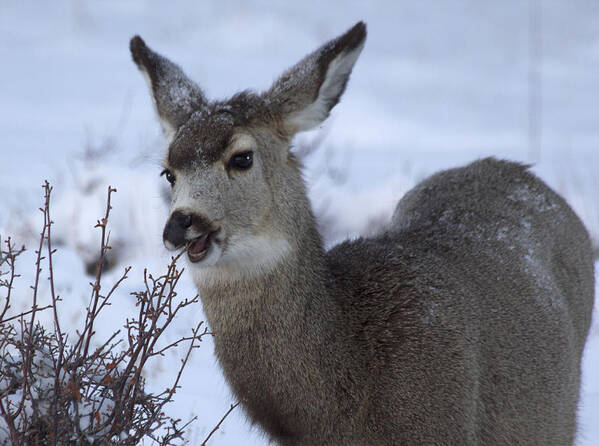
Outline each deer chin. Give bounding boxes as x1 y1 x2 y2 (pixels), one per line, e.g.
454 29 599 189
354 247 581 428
186 232 215 263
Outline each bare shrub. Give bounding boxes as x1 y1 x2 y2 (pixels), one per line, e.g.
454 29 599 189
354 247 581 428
0 182 218 445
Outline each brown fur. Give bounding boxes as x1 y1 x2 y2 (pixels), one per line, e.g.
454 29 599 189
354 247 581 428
131 22 595 445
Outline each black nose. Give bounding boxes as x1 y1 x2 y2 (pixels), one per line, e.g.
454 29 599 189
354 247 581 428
163 211 193 248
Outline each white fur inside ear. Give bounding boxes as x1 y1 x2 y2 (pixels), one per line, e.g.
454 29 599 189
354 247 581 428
140 69 177 144
289 43 364 132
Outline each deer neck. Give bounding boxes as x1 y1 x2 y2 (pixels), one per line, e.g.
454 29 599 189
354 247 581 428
192 204 358 427
196 213 335 339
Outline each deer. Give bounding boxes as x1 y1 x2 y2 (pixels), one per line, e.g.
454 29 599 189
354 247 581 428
130 22 595 445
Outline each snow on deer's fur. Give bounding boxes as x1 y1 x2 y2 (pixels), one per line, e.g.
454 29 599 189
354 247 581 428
130 22 595 445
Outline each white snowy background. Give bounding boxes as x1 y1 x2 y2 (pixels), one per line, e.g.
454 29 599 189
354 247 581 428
1 1 598 444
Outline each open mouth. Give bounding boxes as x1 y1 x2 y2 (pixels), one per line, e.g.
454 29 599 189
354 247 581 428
186 232 215 263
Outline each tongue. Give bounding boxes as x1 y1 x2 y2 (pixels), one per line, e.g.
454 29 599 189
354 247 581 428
188 233 210 261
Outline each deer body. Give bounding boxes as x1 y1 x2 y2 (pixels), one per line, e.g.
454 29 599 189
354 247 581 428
130 22 595 445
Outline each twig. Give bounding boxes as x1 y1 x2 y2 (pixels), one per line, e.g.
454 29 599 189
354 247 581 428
1 304 53 324
81 185 117 360
0 238 25 323
200 402 240 446
14 182 53 421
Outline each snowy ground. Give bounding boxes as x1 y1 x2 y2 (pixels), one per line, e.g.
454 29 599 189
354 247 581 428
1 1 598 444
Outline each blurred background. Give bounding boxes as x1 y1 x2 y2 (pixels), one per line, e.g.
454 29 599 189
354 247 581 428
1 1 598 444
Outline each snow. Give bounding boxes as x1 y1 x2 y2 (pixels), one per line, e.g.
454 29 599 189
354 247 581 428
1 1 598 444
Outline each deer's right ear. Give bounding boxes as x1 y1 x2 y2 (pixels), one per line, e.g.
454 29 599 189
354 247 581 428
130 36 206 142
265 22 366 136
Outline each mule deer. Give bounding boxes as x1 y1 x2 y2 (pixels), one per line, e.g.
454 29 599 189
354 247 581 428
130 22 595 445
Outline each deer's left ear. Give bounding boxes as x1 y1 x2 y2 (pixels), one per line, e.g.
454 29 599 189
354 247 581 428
265 21 366 135
130 36 206 141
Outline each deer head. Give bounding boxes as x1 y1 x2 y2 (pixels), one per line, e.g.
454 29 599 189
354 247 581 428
130 22 366 280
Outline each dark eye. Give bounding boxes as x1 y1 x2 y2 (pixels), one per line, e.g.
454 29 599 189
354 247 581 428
160 169 176 186
228 151 253 170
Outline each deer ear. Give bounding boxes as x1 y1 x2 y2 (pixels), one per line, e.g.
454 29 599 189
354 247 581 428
265 22 366 135
130 36 206 142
